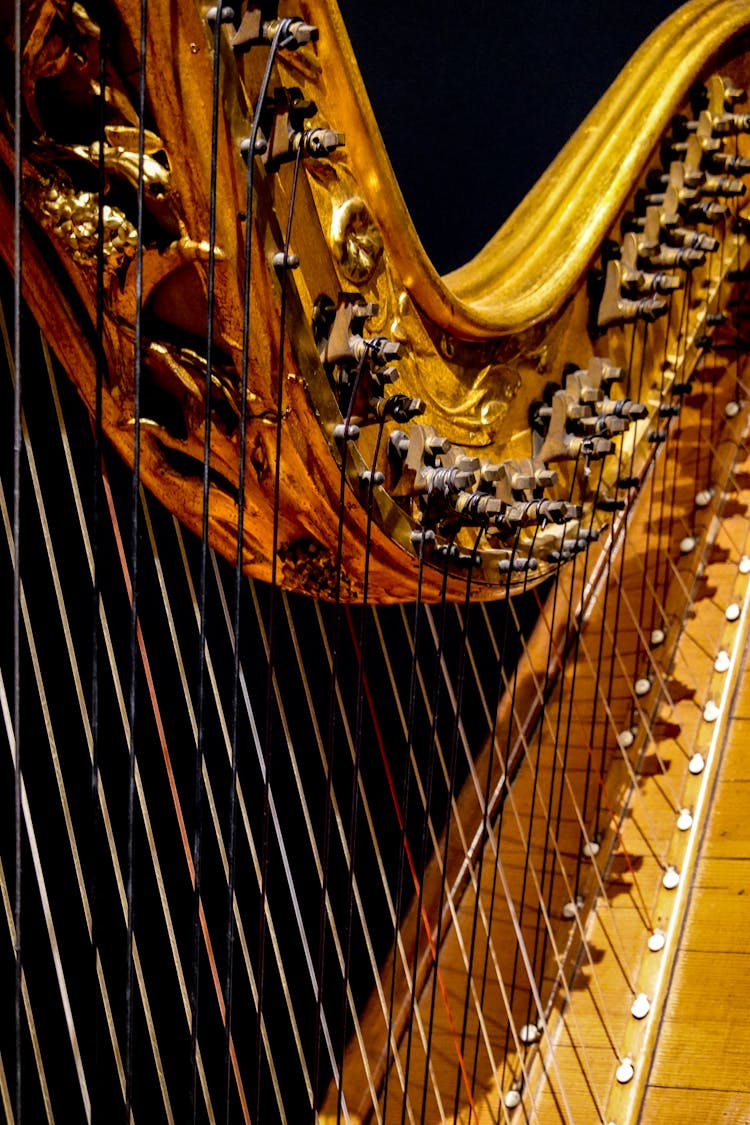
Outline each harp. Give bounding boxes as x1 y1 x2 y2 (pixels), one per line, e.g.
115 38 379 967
3 1 750 1122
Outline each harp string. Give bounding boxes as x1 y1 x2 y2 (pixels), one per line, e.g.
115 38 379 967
417 529 484 1125
8 7 750 1123
254 137 305 1125
90 4 109 1115
496 516 574 1084
372 581 453 1123
398 548 455 1123
191 0 225 1116
0 354 176 1120
48 327 213 1118
333 418 390 1119
449 290 701 1107
12 0 23 1115
462 554 527 1110
174 511 331 1121
0 667 91 1118
0 845 53 1120
376 596 521 1122
523 473 602 1034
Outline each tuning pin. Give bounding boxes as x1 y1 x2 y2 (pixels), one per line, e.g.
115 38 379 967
670 227 719 252
597 259 669 327
710 150 750 174
302 128 346 158
504 1082 523 1109
562 896 584 919
497 555 539 574
662 866 680 890
616 1057 635 1084
631 993 651 1019
375 394 425 423
333 422 360 441
648 929 666 952
359 469 384 487
206 4 236 23
421 466 474 496
677 808 693 832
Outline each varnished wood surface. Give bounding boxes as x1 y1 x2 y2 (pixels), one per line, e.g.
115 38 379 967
638 665 750 1121
504 405 750 1125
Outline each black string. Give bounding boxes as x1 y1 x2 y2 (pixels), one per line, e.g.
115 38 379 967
211 22 287 1120
190 4 225 1119
524 464 586 1003
591 322 644 836
90 16 110 1120
124 0 148 1115
253 139 304 1125
417 528 482 1124
459 536 519 1113
311 347 369 1120
381 529 428 1119
334 419 386 1124
13 0 23 1115
533 459 603 1009
496 520 567 1083
650 280 690 639
399 541 453 1125
481 524 543 1097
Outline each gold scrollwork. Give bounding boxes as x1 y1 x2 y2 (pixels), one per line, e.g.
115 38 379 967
330 195 384 285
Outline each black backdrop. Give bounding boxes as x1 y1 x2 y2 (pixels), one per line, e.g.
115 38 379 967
339 1 687 272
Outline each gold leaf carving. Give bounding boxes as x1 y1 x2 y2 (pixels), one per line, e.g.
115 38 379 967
330 196 384 285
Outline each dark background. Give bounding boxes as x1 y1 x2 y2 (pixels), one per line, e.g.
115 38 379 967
338 1 688 273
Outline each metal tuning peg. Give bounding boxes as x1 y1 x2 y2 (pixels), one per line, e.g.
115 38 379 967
266 16 319 48
705 73 747 123
320 293 382 366
630 210 705 269
226 3 318 51
318 293 408 426
597 259 669 328
538 392 615 462
704 81 750 135
620 233 683 294
681 133 745 197
586 356 624 392
594 396 647 421
248 87 343 173
492 498 581 533
684 197 729 222
371 394 425 423
390 424 469 500
491 457 559 501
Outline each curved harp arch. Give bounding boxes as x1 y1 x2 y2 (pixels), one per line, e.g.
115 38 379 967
6 0 750 600
318 0 750 334
4 3 750 1125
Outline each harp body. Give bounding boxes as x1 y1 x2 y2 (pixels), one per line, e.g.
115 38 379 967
2 2 750 1123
